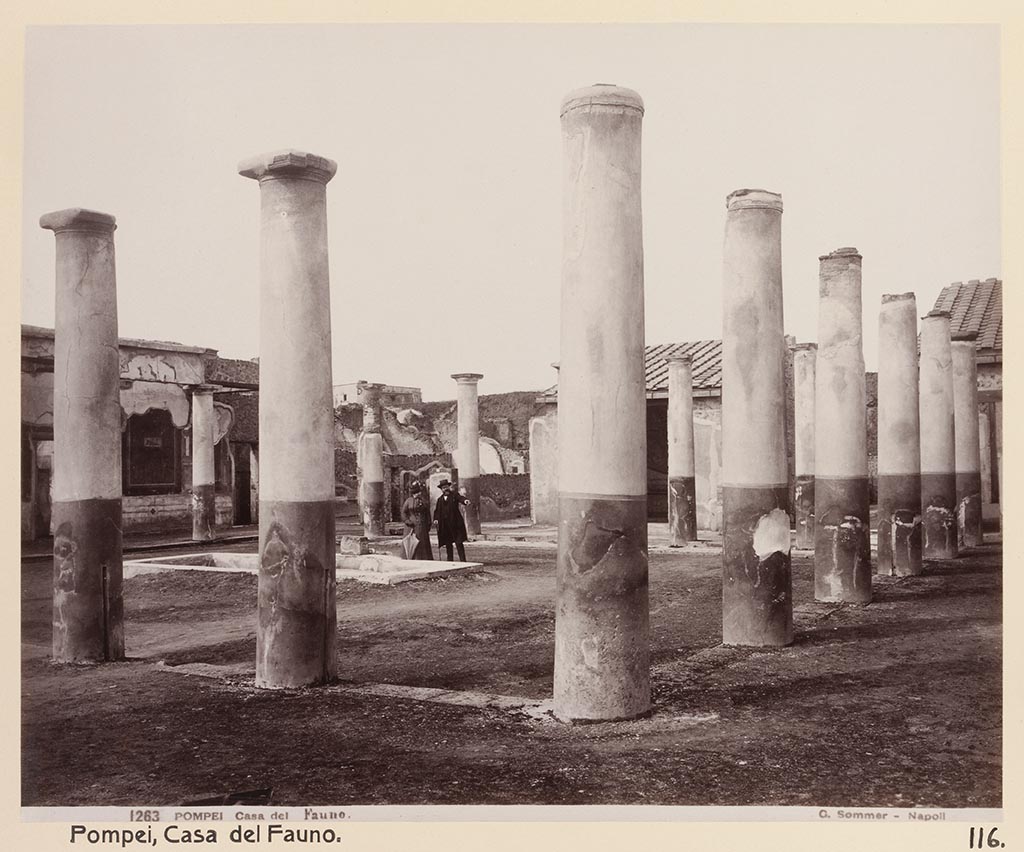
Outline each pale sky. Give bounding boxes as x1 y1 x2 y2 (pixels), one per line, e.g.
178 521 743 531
21 24 1000 401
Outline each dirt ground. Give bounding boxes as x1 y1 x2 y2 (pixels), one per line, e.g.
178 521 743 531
21 540 1001 807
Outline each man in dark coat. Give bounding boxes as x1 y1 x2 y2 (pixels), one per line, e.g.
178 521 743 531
433 479 469 561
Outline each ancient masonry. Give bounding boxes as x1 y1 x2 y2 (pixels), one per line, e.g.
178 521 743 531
876 293 923 577
239 150 338 689
791 343 817 550
720 188 792 647
952 334 983 548
41 208 126 663
554 84 650 721
451 373 484 536
667 355 698 545
358 382 386 537
919 310 958 560
813 248 871 603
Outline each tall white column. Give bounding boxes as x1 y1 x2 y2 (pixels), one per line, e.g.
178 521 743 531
41 208 125 663
555 84 650 722
358 383 385 536
667 355 697 545
191 387 217 542
952 334 983 548
451 373 483 535
239 149 338 688
791 343 817 550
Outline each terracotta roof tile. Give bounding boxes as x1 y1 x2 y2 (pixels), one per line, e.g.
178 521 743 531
933 278 1002 354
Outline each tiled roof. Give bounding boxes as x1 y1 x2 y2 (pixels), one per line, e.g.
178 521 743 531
207 356 259 387
932 278 1002 354
542 339 724 398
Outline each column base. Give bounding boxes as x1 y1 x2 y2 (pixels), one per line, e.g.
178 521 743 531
192 483 216 542
553 493 650 722
814 477 871 603
876 474 922 577
722 485 793 647
794 475 814 549
922 473 958 560
463 476 481 536
956 472 983 549
364 481 385 537
668 476 697 545
256 500 337 688
53 498 125 663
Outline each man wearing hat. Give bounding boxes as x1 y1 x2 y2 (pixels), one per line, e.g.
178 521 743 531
433 479 469 562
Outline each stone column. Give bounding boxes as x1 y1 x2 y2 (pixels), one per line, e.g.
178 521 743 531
359 383 385 536
451 373 483 536
41 208 125 663
667 355 697 545
239 150 338 688
791 343 817 549
876 294 922 576
528 364 560 525
919 310 958 560
952 334 983 548
721 190 791 646
555 84 649 721
191 387 217 542
814 248 871 603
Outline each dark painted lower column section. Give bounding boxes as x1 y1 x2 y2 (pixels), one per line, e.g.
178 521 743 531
668 476 697 545
554 494 649 722
814 477 871 602
257 500 337 688
722 485 792 646
192 483 216 542
462 476 480 536
364 481 385 537
794 475 815 550
52 498 125 662
922 473 958 560
876 474 922 577
956 471 983 549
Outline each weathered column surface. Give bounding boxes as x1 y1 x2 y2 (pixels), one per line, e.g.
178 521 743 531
451 373 483 536
555 84 650 721
919 310 958 560
239 149 338 688
813 247 870 603
359 383 385 537
191 388 217 542
41 208 125 663
792 343 817 550
952 334 983 548
667 355 697 545
721 189 792 646
876 294 922 576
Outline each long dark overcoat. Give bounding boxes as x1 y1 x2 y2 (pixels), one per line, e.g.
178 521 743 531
401 495 434 560
433 492 469 546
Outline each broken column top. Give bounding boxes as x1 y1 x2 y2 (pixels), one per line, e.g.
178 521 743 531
39 208 116 234
725 189 783 212
881 292 916 303
238 149 337 184
560 84 644 117
790 342 818 352
451 373 484 383
665 353 693 365
924 309 951 320
819 246 862 262
951 331 980 342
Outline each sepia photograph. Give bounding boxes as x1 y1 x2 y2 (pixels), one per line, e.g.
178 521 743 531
13 13 1008 843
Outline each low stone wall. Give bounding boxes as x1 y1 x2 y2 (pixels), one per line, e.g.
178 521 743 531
122 493 233 533
479 473 530 521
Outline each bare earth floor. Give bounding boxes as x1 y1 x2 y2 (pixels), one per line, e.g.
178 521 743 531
22 541 1001 807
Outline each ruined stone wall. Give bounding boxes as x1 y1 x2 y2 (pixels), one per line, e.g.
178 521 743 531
478 473 531 520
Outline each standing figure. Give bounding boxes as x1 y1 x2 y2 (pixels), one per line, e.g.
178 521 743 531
434 479 469 562
400 481 434 561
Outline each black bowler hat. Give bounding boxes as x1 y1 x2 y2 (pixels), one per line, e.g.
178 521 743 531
437 479 452 489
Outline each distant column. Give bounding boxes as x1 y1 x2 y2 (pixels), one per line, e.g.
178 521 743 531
876 294 922 576
41 208 125 663
721 189 792 647
920 311 958 560
952 334 983 548
667 355 697 545
359 383 385 536
529 364 560 525
791 343 817 550
191 388 217 542
239 149 338 688
813 248 870 603
555 84 650 721
451 373 483 536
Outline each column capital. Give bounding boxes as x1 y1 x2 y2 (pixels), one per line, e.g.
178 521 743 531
238 149 337 185
819 246 862 263
40 208 116 235
189 384 220 396
726 189 783 212
560 84 644 117
451 373 483 384
881 292 916 304
665 353 692 366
